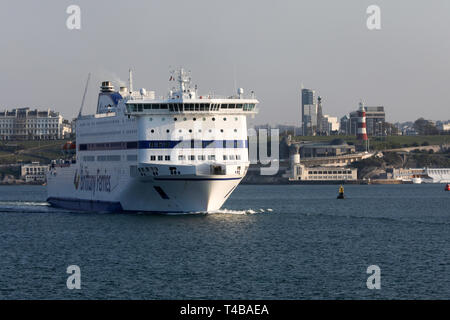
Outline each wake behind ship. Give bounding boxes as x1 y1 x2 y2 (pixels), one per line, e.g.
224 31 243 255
46 69 259 213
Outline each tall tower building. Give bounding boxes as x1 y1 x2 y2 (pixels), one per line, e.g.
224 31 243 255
301 88 316 136
316 96 323 134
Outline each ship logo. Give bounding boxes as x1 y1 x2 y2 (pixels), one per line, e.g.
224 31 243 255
73 169 80 190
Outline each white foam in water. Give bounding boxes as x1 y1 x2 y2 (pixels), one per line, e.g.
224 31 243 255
159 208 275 215
0 201 50 207
209 208 274 215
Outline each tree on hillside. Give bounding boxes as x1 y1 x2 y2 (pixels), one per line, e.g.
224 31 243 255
413 118 439 135
384 122 399 135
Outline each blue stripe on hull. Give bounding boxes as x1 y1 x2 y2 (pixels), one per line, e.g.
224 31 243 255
47 197 123 212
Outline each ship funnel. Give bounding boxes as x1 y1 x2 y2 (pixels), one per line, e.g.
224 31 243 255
119 86 128 95
101 81 114 93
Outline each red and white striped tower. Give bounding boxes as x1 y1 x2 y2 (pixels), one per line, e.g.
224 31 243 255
357 102 368 141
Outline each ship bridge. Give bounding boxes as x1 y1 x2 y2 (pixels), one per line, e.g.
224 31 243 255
123 68 258 115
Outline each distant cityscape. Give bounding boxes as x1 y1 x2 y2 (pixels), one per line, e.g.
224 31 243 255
1 85 449 142
0 85 449 185
256 87 450 137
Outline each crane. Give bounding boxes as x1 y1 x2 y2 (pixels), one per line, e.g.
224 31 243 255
77 73 91 118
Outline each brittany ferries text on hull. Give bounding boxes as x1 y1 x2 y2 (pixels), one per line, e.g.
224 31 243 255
46 69 259 213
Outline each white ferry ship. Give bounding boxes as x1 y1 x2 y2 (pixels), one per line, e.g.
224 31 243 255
47 69 258 213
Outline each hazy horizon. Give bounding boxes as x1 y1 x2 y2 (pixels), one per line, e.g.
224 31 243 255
1 0 449 126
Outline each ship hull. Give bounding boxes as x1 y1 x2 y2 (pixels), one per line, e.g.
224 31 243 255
46 164 243 213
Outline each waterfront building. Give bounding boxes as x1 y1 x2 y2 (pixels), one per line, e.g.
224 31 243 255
0 108 70 140
21 161 49 182
289 164 358 181
287 143 357 181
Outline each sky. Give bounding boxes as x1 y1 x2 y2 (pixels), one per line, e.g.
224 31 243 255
0 0 449 126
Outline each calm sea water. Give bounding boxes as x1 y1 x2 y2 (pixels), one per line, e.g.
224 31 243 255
0 184 449 299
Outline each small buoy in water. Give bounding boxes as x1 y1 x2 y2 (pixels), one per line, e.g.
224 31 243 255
445 184 450 191
337 185 345 199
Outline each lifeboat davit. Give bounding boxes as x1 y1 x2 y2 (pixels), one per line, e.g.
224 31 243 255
445 184 450 191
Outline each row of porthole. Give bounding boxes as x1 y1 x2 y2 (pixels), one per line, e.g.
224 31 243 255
150 129 238 133
149 117 239 122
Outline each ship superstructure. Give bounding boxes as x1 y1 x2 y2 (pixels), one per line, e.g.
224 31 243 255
47 69 258 212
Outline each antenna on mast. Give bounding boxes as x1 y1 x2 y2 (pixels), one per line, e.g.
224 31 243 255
233 65 237 95
78 73 91 118
128 69 134 94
